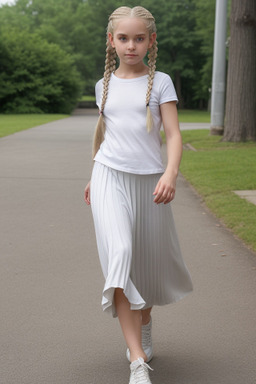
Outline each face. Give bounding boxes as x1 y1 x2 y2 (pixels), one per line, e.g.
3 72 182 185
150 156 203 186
108 17 156 67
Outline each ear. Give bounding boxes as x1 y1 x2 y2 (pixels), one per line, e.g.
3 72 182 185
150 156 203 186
148 32 157 49
108 32 115 48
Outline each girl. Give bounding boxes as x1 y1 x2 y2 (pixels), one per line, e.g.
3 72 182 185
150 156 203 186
84 6 193 384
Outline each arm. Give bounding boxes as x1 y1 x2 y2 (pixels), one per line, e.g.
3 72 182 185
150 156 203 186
153 101 182 204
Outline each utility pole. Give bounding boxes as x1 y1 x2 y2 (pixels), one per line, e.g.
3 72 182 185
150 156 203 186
210 0 228 135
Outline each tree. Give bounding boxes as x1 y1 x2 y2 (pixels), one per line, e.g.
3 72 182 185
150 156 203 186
0 0 218 108
224 0 256 141
0 0 95 93
193 0 216 108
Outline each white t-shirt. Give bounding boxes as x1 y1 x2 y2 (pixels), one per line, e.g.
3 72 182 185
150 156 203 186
94 71 178 174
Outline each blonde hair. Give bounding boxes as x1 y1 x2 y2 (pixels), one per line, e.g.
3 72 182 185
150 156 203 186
92 6 158 158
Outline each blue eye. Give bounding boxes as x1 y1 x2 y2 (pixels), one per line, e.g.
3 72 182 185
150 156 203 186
137 37 144 42
119 37 126 41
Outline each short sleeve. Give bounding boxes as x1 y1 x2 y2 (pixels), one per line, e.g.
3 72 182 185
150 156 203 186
158 74 178 105
95 79 103 109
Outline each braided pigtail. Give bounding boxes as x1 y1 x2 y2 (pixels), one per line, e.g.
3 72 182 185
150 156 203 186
146 40 158 132
92 39 116 158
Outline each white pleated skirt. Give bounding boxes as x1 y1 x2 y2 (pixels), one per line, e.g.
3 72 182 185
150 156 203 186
90 161 193 317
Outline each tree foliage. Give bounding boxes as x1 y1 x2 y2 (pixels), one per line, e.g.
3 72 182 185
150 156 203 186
193 0 216 105
0 27 82 113
0 0 217 110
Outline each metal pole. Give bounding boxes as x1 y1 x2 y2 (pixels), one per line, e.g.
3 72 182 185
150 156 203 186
210 0 228 135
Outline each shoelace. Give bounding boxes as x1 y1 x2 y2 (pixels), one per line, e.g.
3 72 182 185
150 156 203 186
133 358 153 384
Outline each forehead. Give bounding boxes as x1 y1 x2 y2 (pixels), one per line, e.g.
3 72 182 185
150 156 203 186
113 17 148 35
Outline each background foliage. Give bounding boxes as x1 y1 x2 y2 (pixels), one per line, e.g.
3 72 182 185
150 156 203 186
0 0 218 112
0 28 82 113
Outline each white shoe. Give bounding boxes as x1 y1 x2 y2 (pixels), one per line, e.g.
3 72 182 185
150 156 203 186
129 357 153 384
126 317 153 363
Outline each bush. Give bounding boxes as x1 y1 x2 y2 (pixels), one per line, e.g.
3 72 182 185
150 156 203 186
0 28 82 114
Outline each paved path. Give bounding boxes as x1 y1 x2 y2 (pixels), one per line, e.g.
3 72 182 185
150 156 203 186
75 108 211 131
0 114 255 384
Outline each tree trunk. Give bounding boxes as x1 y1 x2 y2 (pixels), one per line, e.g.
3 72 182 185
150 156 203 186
223 0 256 141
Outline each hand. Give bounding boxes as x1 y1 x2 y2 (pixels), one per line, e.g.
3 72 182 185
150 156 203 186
153 173 176 204
84 181 91 205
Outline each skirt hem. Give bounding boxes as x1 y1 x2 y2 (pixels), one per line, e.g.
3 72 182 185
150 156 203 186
102 284 146 318
102 286 193 318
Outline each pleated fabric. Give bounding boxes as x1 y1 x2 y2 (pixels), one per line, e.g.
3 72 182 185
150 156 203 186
90 161 193 317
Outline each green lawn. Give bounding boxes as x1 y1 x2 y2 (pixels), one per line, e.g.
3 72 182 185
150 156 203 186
0 109 210 139
81 95 96 102
80 104 211 122
178 109 210 123
0 114 68 138
180 130 256 252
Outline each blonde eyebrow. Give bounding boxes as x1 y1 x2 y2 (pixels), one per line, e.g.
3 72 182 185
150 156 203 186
116 33 146 37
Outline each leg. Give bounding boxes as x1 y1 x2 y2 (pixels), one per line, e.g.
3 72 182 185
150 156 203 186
141 307 152 325
114 288 147 362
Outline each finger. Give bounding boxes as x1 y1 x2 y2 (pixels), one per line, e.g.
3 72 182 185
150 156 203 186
160 193 169 204
153 190 163 203
84 190 90 205
154 189 168 204
164 190 176 204
156 188 175 204
163 196 172 204
153 177 165 195
85 197 90 205
162 191 171 204
153 184 160 196
164 196 172 204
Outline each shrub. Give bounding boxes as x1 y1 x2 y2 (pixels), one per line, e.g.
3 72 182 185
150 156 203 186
0 28 82 114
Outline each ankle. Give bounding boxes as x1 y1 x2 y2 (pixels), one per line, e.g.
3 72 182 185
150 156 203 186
141 315 151 326
130 351 147 363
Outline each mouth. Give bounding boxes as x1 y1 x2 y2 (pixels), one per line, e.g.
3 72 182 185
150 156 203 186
125 54 137 57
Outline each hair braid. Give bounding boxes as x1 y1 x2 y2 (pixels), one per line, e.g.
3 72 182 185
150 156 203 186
92 40 116 158
146 41 158 132
101 40 117 113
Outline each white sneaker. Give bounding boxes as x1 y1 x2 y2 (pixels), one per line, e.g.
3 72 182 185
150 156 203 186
129 357 153 384
126 317 153 363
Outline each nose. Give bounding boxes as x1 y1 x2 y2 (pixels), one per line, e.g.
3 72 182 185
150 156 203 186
127 39 135 50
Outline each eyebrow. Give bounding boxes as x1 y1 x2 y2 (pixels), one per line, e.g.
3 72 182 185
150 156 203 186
116 33 146 37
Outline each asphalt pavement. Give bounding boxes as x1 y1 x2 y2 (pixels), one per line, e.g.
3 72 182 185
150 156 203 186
0 111 255 384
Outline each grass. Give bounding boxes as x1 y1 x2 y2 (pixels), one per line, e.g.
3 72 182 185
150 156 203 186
79 101 211 122
179 129 256 252
81 95 96 102
0 109 210 139
0 114 68 138
178 109 210 123
80 98 211 122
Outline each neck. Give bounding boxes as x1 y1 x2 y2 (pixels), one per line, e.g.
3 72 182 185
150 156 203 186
114 63 149 79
